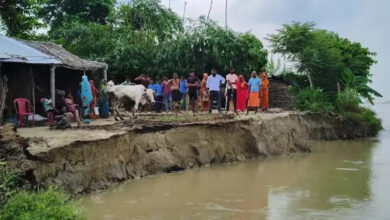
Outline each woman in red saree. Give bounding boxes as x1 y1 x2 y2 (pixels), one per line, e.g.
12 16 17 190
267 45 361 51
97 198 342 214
236 75 249 112
89 80 99 119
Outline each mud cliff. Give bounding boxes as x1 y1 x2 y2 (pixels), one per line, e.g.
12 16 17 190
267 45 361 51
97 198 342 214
0 112 376 194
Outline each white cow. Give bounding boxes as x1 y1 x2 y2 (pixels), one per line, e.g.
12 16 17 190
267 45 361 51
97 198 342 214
107 81 155 120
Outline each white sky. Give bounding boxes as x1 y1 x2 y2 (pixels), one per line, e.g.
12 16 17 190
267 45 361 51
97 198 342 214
160 0 390 100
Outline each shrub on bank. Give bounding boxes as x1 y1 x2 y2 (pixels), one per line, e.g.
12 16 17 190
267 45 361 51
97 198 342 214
292 87 382 134
292 88 334 112
0 186 85 220
346 107 383 134
0 165 85 220
335 88 361 115
0 164 21 206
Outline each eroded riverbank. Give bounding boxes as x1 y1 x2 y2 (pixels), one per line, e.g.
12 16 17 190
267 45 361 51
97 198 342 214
0 111 377 194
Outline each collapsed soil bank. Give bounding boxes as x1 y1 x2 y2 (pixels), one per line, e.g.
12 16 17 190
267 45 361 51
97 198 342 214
0 112 376 194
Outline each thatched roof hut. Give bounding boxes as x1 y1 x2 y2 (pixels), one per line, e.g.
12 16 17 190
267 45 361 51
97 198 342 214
0 35 109 123
24 41 107 71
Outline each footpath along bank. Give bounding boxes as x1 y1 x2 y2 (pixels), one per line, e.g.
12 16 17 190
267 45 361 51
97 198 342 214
0 111 377 194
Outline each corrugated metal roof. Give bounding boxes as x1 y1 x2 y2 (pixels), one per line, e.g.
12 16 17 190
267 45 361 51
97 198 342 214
0 35 61 64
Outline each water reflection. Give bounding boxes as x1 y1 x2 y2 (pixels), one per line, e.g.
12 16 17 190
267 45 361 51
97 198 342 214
81 103 390 220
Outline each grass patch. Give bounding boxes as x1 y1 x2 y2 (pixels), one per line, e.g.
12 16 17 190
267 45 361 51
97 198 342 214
0 164 85 220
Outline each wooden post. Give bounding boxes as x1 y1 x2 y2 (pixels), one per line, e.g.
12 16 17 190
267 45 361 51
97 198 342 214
0 63 8 125
50 65 56 108
103 68 108 81
30 67 35 114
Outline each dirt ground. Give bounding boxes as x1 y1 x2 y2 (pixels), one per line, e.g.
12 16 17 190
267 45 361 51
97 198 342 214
16 108 290 156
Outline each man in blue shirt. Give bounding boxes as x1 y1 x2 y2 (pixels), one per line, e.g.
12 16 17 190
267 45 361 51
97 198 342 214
179 76 188 111
206 67 225 114
247 71 262 114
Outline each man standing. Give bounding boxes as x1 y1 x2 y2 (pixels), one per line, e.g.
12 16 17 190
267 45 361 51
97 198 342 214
247 71 262 115
187 71 200 113
207 67 225 114
226 67 238 112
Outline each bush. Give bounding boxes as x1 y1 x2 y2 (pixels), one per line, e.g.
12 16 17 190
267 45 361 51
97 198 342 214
293 87 334 112
336 88 361 115
0 163 21 206
346 107 382 133
360 108 382 132
0 186 85 220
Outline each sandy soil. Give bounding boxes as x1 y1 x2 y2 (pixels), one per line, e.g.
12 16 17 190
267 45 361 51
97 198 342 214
17 109 290 156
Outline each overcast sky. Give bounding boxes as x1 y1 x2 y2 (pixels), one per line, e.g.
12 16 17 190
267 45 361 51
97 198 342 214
160 0 390 100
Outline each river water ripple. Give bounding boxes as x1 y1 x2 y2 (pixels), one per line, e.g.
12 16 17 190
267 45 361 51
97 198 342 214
81 103 390 220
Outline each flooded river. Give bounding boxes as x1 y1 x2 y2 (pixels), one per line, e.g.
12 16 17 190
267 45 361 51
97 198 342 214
81 103 390 220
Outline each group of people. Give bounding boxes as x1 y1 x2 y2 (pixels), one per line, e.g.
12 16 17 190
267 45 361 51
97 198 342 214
145 67 270 114
40 75 110 127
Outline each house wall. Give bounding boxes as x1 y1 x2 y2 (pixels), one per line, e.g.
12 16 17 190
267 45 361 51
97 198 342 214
2 63 88 119
269 79 293 109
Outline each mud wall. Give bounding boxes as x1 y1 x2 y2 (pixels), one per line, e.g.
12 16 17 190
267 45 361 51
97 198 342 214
2 113 376 194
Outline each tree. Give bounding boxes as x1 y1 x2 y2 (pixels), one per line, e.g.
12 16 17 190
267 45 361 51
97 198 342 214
0 0 41 39
39 0 115 30
268 22 380 101
45 0 267 81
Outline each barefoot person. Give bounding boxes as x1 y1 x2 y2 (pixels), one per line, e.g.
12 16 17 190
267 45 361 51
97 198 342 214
200 73 210 111
171 73 181 113
247 71 261 115
179 76 188 111
236 75 249 112
162 76 172 112
187 71 200 113
226 67 238 112
260 72 269 111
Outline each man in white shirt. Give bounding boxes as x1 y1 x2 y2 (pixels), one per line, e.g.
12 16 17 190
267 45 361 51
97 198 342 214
207 67 225 114
226 67 238 112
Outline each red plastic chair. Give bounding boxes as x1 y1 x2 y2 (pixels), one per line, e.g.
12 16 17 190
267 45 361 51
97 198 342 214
14 98 34 127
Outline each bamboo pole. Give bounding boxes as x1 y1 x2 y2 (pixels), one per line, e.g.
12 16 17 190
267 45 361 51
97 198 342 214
225 0 228 29
207 0 213 20
0 63 8 125
30 67 36 114
182 1 187 21
50 65 56 108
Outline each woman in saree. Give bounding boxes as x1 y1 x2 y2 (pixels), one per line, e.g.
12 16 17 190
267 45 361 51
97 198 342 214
260 72 269 111
200 73 209 111
236 74 249 112
81 75 93 123
98 79 110 118
89 80 99 119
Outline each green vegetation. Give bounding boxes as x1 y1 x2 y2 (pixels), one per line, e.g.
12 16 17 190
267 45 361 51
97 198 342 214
268 22 381 102
0 186 85 220
0 163 21 206
0 1 381 129
292 88 334 113
269 22 382 132
1 0 267 81
0 164 84 220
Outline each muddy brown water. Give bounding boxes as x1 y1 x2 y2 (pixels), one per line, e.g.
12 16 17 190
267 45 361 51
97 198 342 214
80 103 390 220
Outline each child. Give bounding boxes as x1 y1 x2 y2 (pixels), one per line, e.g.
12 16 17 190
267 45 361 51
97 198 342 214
40 98 57 126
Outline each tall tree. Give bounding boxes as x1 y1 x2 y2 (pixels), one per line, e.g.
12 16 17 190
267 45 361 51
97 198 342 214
39 0 116 30
0 0 41 39
268 22 380 102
